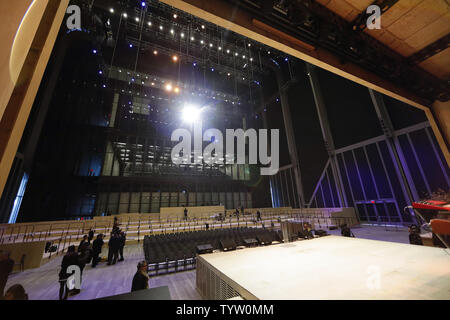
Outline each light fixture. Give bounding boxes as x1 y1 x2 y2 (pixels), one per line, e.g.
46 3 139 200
211 68 214 72
227 73 231 76
170 29 174 34
98 70 103 74
200 40 204 44
218 46 222 50
92 49 97 54
226 49 230 53
201 25 205 29
190 36 194 41
135 17 139 22
182 104 202 123
148 21 152 26
123 13 128 18
165 84 173 92
268 51 271 54
174 87 180 93
181 33 185 38
193 62 197 67
243 55 246 58
235 52 238 56
248 43 251 47
151 82 155 86
173 14 178 18
109 8 114 13
129 44 133 48
141 1 146 7
172 55 178 62
209 43 213 47
250 57 253 61
159 25 163 30
153 50 158 55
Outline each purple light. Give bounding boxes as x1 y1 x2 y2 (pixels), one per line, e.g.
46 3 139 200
102 84 106 88
211 68 214 72
284 57 288 62
129 44 133 48
193 62 197 67
92 49 97 54
141 2 146 7
98 70 103 75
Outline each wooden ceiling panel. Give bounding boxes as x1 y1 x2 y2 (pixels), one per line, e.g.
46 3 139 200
404 11 450 51
380 0 423 28
418 47 450 80
386 0 448 40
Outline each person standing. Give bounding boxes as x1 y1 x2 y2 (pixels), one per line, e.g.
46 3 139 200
184 207 188 221
341 224 355 238
118 232 126 262
256 210 261 222
88 229 94 243
107 233 120 265
91 234 104 267
58 245 79 300
131 261 149 292
78 235 89 252
0 250 14 298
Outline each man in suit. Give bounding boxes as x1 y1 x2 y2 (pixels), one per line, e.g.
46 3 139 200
131 261 149 292
118 232 126 262
107 232 120 265
91 234 104 267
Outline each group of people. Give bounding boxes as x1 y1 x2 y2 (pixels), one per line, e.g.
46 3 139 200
58 218 126 300
0 250 28 300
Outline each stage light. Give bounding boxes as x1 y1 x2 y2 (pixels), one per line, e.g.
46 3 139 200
92 49 97 54
102 84 106 88
172 55 178 62
248 43 251 47
226 49 230 53
211 68 214 72
190 36 194 41
165 84 173 92
129 44 133 48
284 57 288 61
200 40 204 44
174 87 180 93
250 57 253 61
267 51 270 54
123 13 128 18
209 43 213 47
173 14 178 18
243 55 246 58
98 70 103 74
153 50 158 55
109 8 114 13
181 33 185 38
141 2 146 7
218 47 222 50
193 62 197 67
235 52 238 56
135 17 139 22
159 25 163 30
151 82 155 86
227 73 231 76
148 21 152 26
182 104 202 123
170 29 174 34
201 25 205 29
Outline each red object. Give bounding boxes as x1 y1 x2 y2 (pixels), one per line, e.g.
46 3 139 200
412 201 450 211
430 219 450 235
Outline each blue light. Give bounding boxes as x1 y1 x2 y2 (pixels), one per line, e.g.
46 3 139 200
193 62 197 67
102 84 106 88
284 57 288 61
129 44 133 48
92 49 97 54
98 70 103 75
141 2 146 7
211 68 214 72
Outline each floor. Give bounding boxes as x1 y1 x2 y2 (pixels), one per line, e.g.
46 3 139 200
4 225 425 300
6 244 201 300
199 236 450 300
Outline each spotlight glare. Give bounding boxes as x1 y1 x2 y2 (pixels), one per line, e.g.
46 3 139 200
200 40 204 44
141 2 146 7
201 25 205 29
123 13 128 18
226 49 230 53
173 14 178 18
180 33 184 38
148 21 152 26
172 55 178 62
174 87 180 93
190 36 194 41
109 8 114 13
182 104 202 123
165 84 173 92
170 29 174 34
159 25 163 30
218 47 222 50
135 17 139 22
153 50 158 55
209 43 213 47
235 52 238 56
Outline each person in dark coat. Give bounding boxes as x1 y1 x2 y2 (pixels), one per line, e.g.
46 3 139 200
131 261 149 292
118 232 126 262
91 234 104 267
78 235 89 252
107 233 120 265
0 250 14 298
341 224 355 238
184 208 188 221
88 229 94 243
58 245 79 300
408 225 423 245
256 210 261 221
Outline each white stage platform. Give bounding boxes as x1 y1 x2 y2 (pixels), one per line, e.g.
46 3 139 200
197 236 450 300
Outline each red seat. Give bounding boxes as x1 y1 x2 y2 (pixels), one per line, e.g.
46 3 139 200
430 219 450 236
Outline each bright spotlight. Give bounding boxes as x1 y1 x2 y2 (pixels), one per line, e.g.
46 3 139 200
109 8 114 13
182 105 202 123
172 55 178 62
153 50 158 55
165 84 173 92
174 87 180 93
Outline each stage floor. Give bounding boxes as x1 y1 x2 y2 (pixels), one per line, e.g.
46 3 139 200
198 236 450 300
